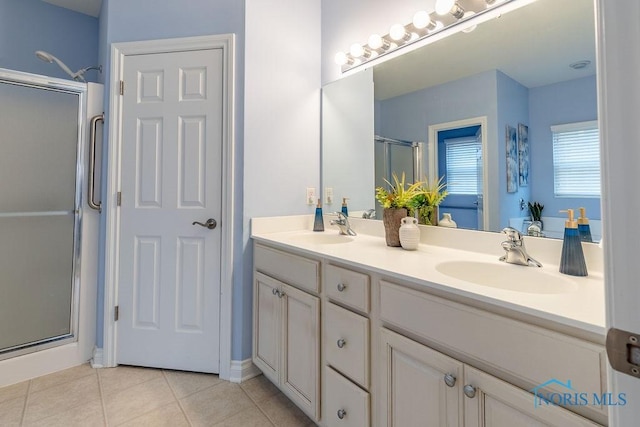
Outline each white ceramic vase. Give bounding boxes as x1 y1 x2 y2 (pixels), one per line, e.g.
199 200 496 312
439 212 457 228
399 217 420 250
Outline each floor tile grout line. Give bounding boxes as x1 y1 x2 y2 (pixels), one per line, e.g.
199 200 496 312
96 368 110 427
239 383 277 427
19 379 32 426
27 364 96 395
162 370 193 427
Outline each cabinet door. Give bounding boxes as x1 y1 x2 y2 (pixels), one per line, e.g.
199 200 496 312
281 282 320 421
463 366 602 427
252 272 281 385
379 328 463 427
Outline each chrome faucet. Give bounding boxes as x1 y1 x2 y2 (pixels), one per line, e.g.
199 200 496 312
499 227 542 267
331 212 357 236
362 209 376 219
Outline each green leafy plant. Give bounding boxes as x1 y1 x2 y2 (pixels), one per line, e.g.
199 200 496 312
409 176 448 225
528 201 544 221
375 172 422 209
409 176 448 210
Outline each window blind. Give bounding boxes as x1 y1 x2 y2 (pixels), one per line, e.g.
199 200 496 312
445 137 480 195
551 120 600 198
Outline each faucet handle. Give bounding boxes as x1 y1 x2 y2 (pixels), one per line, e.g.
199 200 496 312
501 227 523 242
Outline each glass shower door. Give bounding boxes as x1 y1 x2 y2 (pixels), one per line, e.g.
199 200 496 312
0 80 81 355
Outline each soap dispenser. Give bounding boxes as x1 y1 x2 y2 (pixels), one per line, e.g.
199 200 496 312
559 209 588 276
341 198 349 217
313 199 324 232
577 207 593 243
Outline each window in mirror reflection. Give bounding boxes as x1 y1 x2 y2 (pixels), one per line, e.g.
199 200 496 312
438 125 482 230
552 121 601 198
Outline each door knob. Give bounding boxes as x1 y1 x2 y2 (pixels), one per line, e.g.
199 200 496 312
192 218 217 229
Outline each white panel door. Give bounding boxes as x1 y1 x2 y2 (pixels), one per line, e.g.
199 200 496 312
117 49 223 373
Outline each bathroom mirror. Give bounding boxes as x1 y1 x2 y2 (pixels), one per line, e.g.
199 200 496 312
321 0 600 241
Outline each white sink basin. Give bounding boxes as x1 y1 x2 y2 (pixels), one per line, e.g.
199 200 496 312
287 233 355 245
435 260 579 294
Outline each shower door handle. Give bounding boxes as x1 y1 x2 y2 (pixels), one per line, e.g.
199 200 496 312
192 219 217 230
88 113 104 212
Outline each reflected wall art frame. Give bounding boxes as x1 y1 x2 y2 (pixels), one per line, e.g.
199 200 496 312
518 123 530 186
506 125 518 193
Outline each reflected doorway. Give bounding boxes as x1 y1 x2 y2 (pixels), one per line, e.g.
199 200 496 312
429 117 489 231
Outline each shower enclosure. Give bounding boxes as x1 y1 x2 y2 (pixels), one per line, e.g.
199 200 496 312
0 68 100 362
374 136 426 219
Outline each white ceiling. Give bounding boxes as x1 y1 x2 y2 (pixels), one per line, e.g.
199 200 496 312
42 0 102 17
373 0 596 100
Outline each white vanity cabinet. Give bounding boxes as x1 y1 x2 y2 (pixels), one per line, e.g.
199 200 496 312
323 263 372 426
253 244 321 422
251 236 607 427
379 279 607 426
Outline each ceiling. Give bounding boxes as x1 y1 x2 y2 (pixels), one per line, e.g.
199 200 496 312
42 0 102 17
373 0 596 100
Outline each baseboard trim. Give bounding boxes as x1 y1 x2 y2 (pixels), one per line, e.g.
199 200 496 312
91 347 104 368
228 359 261 383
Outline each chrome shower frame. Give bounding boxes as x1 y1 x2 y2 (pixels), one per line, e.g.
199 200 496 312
0 68 87 360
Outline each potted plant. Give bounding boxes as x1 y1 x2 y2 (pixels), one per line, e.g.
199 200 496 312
375 172 422 247
409 176 448 226
528 201 544 229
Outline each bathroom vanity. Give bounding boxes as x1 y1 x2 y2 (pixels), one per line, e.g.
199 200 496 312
252 215 607 426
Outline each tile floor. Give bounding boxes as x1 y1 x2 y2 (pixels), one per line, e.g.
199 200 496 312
0 364 315 426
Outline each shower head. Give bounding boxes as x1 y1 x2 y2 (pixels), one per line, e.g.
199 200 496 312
34 50 101 82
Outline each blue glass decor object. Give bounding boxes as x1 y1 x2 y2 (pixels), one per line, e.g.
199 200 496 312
559 209 588 276
313 199 324 232
341 197 349 217
577 207 593 243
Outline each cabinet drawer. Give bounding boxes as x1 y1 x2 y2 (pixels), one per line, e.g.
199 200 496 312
325 366 370 427
254 244 319 293
325 302 370 388
325 264 370 313
379 280 607 415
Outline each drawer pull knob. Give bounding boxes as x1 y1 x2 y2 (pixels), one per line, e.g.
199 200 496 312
444 373 457 387
337 283 347 292
337 409 347 419
272 288 278 296
463 384 477 398
272 289 285 298
337 338 346 348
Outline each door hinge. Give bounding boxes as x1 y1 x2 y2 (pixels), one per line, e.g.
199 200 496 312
114 305 119 322
119 80 125 96
117 191 122 206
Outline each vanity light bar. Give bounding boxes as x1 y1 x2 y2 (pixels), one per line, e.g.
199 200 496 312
335 0 514 72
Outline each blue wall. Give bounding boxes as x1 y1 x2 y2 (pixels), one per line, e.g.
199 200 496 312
529 75 599 219
378 71 599 231
0 0 98 81
496 70 530 227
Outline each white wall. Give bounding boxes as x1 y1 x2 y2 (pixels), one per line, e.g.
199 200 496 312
243 0 322 358
321 0 430 85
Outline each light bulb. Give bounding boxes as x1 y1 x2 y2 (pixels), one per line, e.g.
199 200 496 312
389 24 410 42
435 0 464 18
349 43 371 58
413 10 442 33
350 43 364 57
334 51 352 66
368 34 390 50
435 0 455 15
461 11 477 33
413 11 430 29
